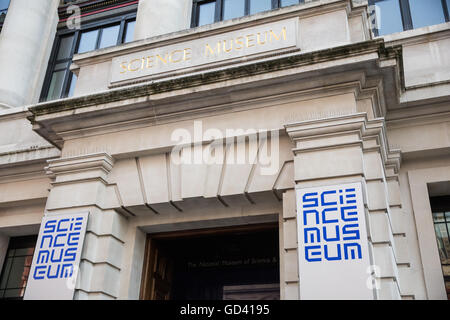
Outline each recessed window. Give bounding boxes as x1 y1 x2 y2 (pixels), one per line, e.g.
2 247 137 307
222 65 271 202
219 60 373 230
369 0 450 36
192 0 303 27
41 15 136 102
430 196 450 300
0 236 37 300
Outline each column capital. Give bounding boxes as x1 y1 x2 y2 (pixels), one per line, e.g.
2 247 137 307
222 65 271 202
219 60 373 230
46 152 114 184
284 112 401 173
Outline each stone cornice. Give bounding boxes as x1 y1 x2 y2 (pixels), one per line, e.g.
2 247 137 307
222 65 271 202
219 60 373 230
46 152 114 175
285 112 402 173
28 39 394 119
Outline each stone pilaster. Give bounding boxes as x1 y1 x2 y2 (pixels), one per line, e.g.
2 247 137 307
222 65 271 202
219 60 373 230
45 153 127 300
284 112 403 300
0 0 60 108
281 189 300 300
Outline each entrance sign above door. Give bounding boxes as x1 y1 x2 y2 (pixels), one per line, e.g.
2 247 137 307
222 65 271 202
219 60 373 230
296 183 375 300
24 212 89 300
110 18 299 85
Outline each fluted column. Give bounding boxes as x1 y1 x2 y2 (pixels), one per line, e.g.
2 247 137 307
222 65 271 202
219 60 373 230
0 0 60 109
134 0 192 40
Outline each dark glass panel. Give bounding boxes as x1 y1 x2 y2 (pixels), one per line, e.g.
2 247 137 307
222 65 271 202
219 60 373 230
5 257 26 289
14 248 34 257
56 35 74 60
53 62 70 72
0 258 12 289
3 288 21 299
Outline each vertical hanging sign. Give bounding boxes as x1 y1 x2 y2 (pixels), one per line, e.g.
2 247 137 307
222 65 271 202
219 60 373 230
296 183 374 300
24 212 89 300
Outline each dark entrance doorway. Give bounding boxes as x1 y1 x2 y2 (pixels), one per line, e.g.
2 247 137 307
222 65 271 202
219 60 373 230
140 223 280 300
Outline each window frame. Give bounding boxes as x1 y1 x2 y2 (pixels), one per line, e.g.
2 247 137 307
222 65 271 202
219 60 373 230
0 235 37 300
430 196 450 299
191 0 302 28
40 11 137 102
370 0 450 37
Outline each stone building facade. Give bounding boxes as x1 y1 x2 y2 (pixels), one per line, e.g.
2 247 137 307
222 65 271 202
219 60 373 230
0 0 449 300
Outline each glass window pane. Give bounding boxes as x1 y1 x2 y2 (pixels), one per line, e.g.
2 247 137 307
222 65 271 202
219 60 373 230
446 212 450 219
124 20 136 43
0 0 10 11
198 1 216 26
447 0 450 16
0 258 12 289
47 70 66 101
3 288 21 299
250 0 272 15
434 224 446 261
24 256 33 268
370 0 404 36
223 0 245 20
409 0 446 29
434 212 445 223
56 35 74 60
5 257 26 289
443 223 450 262
7 249 14 257
99 24 120 49
68 72 77 97
77 29 99 53
53 62 69 71
281 0 299 6
434 223 450 261
14 248 34 257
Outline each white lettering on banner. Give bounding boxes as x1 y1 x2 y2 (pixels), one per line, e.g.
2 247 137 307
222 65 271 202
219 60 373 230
110 18 299 85
296 183 375 300
24 212 89 300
